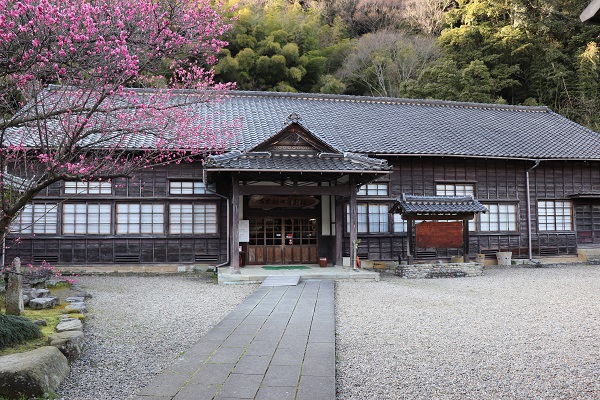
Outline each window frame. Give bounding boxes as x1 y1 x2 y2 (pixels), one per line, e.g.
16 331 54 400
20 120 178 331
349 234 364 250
168 202 219 235
62 203 112 235
346 202 390 234
537 200 573 232
116 203 165 235
11 203 58 234
357 182 389 197
435 182 476 197
479 202 518 232
168 180 216 195
64 181 112 195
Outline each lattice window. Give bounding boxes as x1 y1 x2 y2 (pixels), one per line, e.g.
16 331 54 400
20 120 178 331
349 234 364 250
347 203 389 233
63 203 111 234
435 183 475 196
480 204 517 231
357 183 388 196
538 200 572 231
169 203 217 234
169 181 216 195
11 203 58 234
64 181 112 194
116 203 164 234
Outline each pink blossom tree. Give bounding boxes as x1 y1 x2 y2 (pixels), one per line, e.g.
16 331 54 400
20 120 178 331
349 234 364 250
0 0 237 249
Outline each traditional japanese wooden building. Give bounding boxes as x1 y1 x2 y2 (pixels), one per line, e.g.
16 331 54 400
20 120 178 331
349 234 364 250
7 91 600 268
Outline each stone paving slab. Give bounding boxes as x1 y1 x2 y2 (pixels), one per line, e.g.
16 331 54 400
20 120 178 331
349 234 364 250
133 280 335 400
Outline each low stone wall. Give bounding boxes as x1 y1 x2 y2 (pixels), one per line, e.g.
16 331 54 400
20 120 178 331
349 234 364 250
396 262 483 279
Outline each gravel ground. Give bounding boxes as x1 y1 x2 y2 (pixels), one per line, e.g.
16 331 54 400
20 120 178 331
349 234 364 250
56 274 257 400
336 264 600 400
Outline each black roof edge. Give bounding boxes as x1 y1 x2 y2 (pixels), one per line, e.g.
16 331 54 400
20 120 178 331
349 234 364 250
223 90 551 113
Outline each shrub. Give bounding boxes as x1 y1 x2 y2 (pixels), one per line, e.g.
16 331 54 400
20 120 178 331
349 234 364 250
0 314 42 349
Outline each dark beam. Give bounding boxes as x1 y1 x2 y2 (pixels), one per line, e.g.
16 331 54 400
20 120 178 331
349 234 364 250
335 198 343 266
463 219 470 261
407 218 414 264
231 174 240 273
239 185 349 196
349 176 358 269
401 213 475 221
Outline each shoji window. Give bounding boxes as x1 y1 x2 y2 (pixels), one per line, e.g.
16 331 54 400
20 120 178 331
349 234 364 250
169 203 217 234
116 204 164 234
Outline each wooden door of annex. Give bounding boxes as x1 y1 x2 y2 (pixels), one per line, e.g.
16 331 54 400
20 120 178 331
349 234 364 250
575 201 600 245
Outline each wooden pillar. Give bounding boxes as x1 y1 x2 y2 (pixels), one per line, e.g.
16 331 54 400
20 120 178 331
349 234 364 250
230 174 240 273
349 176 358 269
406 217 414 264
335 197 343 266
463 218 470 262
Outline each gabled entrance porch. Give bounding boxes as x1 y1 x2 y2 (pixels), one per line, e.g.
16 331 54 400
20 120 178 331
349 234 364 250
203 117 392 274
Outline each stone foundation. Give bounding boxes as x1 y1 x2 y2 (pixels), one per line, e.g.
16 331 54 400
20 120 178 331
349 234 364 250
396 262 483 279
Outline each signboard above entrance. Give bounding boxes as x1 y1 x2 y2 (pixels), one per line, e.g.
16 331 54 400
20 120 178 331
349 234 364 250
249 195 320 210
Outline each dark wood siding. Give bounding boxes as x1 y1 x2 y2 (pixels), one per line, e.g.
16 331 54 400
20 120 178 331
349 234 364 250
7 157 600 266
5 163 227 266
348 157 596 261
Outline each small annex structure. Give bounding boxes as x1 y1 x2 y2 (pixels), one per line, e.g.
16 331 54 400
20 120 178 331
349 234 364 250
390 195 488 263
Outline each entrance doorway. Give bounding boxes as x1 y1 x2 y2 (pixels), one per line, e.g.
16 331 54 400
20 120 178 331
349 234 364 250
575 201 600 245
247 217 318 264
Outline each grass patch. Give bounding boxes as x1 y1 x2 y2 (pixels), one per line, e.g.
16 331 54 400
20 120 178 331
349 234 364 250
0 285 79 356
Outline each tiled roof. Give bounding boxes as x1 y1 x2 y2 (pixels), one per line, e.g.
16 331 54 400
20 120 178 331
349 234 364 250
208 91 600 160
9 88 600 160
205 151 390 172
391 194 488 215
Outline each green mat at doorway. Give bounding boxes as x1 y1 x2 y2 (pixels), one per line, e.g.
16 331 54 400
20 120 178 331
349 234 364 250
262 265 310 270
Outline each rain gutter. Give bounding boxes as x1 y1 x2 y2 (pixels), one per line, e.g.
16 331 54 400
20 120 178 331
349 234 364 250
526 159 542 260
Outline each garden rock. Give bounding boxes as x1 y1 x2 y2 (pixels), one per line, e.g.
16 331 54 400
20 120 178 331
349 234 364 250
48 331 84 361
22 288 39 299
0 346 69 399
56 318 83 332
65 302 87 313
72 288 92 298
66 296 86 303
34 319 48 326
29 297 59 310
36 288 51 297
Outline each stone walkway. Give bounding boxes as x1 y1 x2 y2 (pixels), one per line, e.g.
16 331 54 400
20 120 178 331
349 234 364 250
132 280 335 400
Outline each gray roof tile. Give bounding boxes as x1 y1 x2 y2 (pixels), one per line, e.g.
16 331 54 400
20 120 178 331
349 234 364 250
391 195 488 215
210 91 600 160
10 89 600 160
205 151 390 172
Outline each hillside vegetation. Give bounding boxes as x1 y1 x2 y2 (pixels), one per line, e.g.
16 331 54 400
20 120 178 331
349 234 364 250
215 0 600 130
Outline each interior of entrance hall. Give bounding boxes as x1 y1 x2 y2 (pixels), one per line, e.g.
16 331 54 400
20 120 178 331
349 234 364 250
247 217 318 264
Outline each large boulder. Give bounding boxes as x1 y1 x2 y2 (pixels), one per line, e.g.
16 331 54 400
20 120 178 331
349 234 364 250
0 346 70 399
48 331 85 361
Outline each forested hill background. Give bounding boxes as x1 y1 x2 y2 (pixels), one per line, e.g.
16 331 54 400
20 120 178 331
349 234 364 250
214 0 600 131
